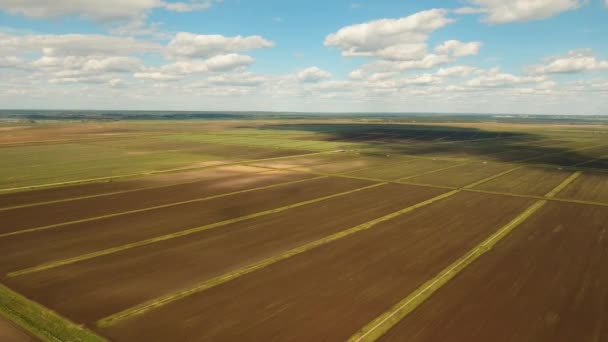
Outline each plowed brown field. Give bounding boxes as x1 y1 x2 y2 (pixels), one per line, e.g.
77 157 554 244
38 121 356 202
379 202 608 342
0 176 371 274
7 184 445 324
101 192 533 341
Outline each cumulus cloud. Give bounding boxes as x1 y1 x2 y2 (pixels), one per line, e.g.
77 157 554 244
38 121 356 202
135 53 253 80
297 67 332 82
0 30 266 86
327 10 481 85
434 40 482 57
466 69 545 87
324 9 453 60
350 53 453 77
0 32 160 56
167 32 274 59
0 56 26 68
528 49 608 74
207 72 267 87
435 65 475 77
0 0 220 22
459 0 582 24
32 55 143 73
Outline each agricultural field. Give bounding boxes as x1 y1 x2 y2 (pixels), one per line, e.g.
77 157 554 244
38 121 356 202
0 114 607 341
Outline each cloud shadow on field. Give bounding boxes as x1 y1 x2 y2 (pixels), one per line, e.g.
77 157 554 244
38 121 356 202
259 123 606 170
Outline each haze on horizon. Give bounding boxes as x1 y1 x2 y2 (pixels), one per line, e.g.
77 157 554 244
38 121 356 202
0 0 607 115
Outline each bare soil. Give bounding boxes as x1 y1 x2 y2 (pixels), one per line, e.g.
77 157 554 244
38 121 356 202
0 316 36 342
101 192 533 341
473 167 573 196
8 184 445 324
556 172 608 203
408 162 513 187
380 202 608 342
0 170 313 234
0 177 371 274
0 165 265 209
347 159 458 181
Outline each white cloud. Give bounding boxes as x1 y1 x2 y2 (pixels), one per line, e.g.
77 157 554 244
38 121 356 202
0 32 160 56
135 53 253 80
354 53 453 75
435 65 475 77
453 7 486 14
0 56 25 68
326 10 482 88
529 49 608 74
207 72 267 87
32 55 143 73
297 66 332 82
0 0 219 22
466 69 546 87
461 0 582 24
434 40 482 57
167 32 274 59
324 9 453 60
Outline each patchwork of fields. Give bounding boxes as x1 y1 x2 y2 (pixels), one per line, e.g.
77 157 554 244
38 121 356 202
1 118 607 341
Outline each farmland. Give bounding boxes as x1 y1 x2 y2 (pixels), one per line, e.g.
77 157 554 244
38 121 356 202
0 113 607 341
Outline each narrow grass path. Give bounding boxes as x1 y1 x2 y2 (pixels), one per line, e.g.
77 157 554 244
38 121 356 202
94 161 534 327
96 189 459 328
346 171 582 341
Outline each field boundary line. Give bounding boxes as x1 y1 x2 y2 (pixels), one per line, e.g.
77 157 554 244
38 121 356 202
8 183 386 278
545 171 582 198
253 164 457 191
331 158 416 176
0 176 325 239
0 150 332 193
347 168 585 341
0 134 145 148
0 168 276 211
347 199 547 342
96 189 459 328
255 164 608 207
396 162 468 181
0 283 107 342
464 188 608 207
463 165 523 189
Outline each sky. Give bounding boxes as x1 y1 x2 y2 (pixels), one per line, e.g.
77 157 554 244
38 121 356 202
0 0 607 114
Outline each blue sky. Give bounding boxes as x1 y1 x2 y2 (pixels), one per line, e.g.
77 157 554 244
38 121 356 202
0 0 607 114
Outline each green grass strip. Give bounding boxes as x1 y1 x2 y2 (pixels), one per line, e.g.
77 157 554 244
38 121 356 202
347 199 547 342
545 171 582 198
348 167 586 341
0 176 325 239
96 189 458 328
9 183 386 278
0 283 107 342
